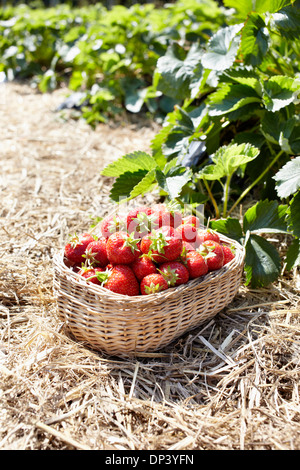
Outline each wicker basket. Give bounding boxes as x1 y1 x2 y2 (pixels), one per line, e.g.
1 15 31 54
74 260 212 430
53 234 245 357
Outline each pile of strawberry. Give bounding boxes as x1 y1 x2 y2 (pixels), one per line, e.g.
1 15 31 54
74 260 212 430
63 203 235 296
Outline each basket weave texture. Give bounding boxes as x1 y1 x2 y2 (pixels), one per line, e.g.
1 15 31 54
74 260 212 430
53 233 245 357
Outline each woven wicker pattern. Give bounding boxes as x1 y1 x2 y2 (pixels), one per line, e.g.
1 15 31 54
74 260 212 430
53 234 245 357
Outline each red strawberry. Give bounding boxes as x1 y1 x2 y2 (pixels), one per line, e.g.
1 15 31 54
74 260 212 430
100 214 127 239
140 227 182 264
131 255 157 281
152 209 174 228
222 244 235 265
185 251 208 279
200 240 224 271
103 265 140 296
159 261 189 287
198 228 220 244
106 231 140 265
64 232 95 264
77 266 105 285
152 201 182 229
84 237 108 267
182 215 200 228
176 223 201 248
140 273 169 295
182 240 195 253
127 205 155 237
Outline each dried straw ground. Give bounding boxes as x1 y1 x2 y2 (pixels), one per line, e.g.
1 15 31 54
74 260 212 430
0 82 299 451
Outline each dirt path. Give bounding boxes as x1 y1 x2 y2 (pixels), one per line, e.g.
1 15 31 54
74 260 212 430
0 82 158 235
0 82 300 451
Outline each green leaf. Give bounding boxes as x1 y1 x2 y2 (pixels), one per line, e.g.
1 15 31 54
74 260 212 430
189 64 208 100
197 162 225 181
261 112 300 154
223 0 292 19
125 89 145 114
243 199 288 234
150 125 171 169
38 69 57 93
240 12 270 66
101 151 157 177
273 156 300 198
173 106 194 131
222 68 262 95
89 88 115 104
262 76 300 112
270 0 300 39
198 143 260 180
162 130 191 159
208 83 261 117
285 237 300 270
244 234 281 287
201 24 243 71
159 105 208 160
210 217 244 242
128 168 157 201
188 103 209 130
109 169 150 202
155 167 192 200
233 131 266 149
287 191 300 237
123 82 158 114
156 42 203 100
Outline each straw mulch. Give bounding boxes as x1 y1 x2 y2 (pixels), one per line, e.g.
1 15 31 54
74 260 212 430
0 82 299 451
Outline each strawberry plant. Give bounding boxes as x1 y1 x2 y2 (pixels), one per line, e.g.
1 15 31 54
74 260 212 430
273 156 300 270
101 0 300 287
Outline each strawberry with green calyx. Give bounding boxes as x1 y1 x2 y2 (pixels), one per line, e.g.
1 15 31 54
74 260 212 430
106 231 141 265
184 250 208 279
140 229 167 257
77 266 105 285
158 261 189 287
64 232 95 264
84 237 108 267
181 241 195 255
131 254 157 281
127 205 155 237
101 264 140 296
179 243 192 265
127 205 154 224
221 244 235 265
197 228 220 244
199 240 224 271
130 211 157 239
140 227 182 264
100 214 127 239
140 273 169 295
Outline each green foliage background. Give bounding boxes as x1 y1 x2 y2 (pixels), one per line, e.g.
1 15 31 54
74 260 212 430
0 0 226 123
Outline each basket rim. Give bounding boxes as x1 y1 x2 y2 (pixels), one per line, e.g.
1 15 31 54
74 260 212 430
53 233 245 305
